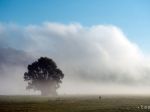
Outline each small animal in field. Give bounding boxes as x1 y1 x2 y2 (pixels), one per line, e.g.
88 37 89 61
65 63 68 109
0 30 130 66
98 96 102 100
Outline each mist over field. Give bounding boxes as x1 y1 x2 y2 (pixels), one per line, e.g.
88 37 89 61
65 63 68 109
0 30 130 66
1 22 150 95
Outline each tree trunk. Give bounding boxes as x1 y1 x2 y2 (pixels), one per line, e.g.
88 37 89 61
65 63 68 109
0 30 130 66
40 84 58 96
41 89 57 96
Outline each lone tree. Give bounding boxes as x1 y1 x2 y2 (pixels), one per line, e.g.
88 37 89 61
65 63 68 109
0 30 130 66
24 57 64 96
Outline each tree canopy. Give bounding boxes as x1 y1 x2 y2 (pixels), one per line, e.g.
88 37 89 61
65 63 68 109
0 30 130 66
24 57 64 96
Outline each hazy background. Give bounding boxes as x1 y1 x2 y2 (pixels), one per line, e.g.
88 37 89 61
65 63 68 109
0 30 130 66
1 23 150 95
0 0 150 95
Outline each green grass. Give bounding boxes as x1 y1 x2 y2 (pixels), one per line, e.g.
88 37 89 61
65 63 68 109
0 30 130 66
0 95 150 112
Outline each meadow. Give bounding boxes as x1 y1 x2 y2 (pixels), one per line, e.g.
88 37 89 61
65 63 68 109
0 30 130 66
0 95 150 112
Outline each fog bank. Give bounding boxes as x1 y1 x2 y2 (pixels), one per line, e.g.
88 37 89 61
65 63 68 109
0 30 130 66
0 22 150 95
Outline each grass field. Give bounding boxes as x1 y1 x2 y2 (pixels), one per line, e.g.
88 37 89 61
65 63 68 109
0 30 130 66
0 95 150 112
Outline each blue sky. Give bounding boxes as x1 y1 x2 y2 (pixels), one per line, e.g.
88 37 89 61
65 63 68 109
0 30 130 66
0 0 150 53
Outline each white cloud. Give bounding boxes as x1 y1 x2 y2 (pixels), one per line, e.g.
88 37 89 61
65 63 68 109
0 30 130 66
0 22 150 94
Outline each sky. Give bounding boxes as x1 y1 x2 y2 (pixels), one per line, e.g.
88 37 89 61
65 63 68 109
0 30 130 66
0 0 150 95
